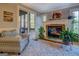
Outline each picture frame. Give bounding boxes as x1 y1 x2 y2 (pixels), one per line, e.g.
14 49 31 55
3 11 13 22
52 11 62 20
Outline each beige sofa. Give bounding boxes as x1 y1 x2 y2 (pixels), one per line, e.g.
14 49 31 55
0 28 29 55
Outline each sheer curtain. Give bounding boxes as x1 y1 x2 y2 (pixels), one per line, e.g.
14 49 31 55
70 8 79 34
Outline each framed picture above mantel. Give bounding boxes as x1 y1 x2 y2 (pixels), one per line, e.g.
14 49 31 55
3 11 13 22
52 11 62 20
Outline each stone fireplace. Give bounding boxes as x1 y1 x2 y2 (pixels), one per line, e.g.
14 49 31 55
44 19 70 41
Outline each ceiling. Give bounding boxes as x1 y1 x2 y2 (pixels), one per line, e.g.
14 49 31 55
22 3 79 13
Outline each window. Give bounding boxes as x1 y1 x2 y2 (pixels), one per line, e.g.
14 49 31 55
19 10 27 33
43 15 47 22
30 13 35 29
20 15 25 28
25 14 28 28
72 11 79 34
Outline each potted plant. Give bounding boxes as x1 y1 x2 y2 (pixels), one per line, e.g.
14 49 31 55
38 26 45 39
60 28 79 45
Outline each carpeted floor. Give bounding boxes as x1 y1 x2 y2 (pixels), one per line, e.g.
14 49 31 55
20 38 79 56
